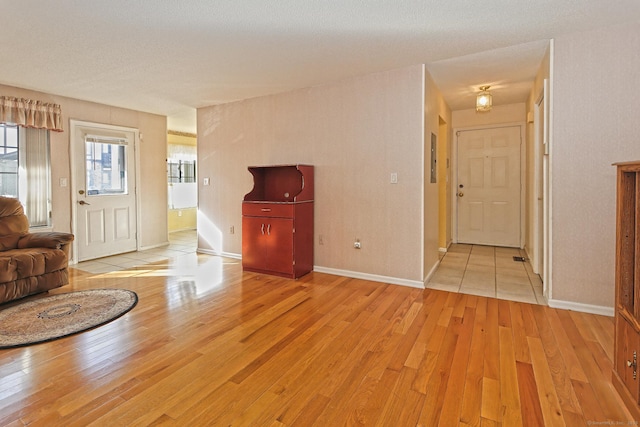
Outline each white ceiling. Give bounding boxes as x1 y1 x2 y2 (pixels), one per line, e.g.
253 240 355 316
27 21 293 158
1 1 639 133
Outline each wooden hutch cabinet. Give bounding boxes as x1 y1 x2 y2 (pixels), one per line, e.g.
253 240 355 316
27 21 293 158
613 161 640 417
242 164 314 279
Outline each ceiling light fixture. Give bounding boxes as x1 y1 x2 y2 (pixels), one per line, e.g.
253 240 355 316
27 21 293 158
476 85 492 112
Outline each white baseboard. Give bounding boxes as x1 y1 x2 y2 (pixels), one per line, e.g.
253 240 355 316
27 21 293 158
424 259 441 286
197 248 241 260
547 298 614 317
138 241 170 251
169 227 197 233
313 266 424 289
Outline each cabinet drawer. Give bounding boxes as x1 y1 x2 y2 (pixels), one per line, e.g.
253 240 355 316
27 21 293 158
243 203 294 218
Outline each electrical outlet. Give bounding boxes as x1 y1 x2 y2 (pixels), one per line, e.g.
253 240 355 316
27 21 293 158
229 226 234 234
354 239 361 249
390 173 398 184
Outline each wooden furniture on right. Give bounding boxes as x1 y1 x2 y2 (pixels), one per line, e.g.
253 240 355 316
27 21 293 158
613 160 640 419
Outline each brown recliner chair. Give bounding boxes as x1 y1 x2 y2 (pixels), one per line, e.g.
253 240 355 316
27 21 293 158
0 197 74 304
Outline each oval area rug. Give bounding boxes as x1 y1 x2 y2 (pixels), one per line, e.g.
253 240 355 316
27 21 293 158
0 289 138 349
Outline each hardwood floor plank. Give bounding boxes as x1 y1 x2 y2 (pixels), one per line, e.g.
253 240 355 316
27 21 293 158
484 298 501 381
375 367 423 427
352 369 401 425
515 361 545 427
459 297 487 426
499 325 523 426
480 377 501 423
416 317 460 426
570 378 607 424
544 307 589 382
439 306 476 426
509 302 532 363
527 337 566 426
530 306 583 417
288 393 332 427
520 303 540 339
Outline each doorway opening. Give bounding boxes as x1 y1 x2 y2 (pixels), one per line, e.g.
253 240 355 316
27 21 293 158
167 131 197 234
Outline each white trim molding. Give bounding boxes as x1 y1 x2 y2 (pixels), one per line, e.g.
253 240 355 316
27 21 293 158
197 248 241 260
138 241 170 251
313 266 425 289
547 298 614 317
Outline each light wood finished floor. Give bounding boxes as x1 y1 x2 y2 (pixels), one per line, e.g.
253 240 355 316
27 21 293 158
0 252 635 426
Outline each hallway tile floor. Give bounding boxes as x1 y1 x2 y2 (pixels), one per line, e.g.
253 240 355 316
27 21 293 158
426 244 546 305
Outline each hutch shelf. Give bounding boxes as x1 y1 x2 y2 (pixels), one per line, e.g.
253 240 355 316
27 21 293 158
242 164 314 279
613 160 640 419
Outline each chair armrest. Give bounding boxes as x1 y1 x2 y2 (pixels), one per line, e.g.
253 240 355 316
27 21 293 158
18 232 75 254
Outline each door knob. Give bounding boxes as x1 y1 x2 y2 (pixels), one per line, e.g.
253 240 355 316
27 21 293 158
78 200 90 205
458 192 464 197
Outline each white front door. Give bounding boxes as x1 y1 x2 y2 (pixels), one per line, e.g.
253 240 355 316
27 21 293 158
71 121 138 262
456 126 521 247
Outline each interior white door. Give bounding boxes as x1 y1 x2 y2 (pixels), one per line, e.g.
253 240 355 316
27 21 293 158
456 126 521 247
72 122 138 261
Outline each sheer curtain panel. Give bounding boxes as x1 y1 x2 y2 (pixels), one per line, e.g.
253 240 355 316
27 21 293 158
19 128 50 227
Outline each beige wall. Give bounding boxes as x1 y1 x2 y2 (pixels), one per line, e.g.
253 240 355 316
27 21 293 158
168 207 197 231
551 21 640 309
198 65 445 284
0 84 168 249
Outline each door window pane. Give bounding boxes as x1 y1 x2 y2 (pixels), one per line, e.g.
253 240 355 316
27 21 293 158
85 141 127 195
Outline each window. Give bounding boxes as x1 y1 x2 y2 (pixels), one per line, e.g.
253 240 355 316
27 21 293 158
167 160 196 183
167 140 197 210
0 124 51 227
85 137 128 195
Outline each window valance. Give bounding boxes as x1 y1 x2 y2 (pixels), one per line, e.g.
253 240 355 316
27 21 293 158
0 96 63 132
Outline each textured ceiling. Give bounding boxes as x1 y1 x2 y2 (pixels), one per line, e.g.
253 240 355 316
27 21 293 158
1 1 639 133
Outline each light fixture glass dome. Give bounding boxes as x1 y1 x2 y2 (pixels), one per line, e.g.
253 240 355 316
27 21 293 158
476 85 492 112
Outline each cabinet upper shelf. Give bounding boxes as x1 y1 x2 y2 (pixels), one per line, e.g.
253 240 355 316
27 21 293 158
243 164 314 203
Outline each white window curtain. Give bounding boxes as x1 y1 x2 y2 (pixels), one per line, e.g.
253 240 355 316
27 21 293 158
19 127 50 227
168 143 196 161
0 96 63 132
